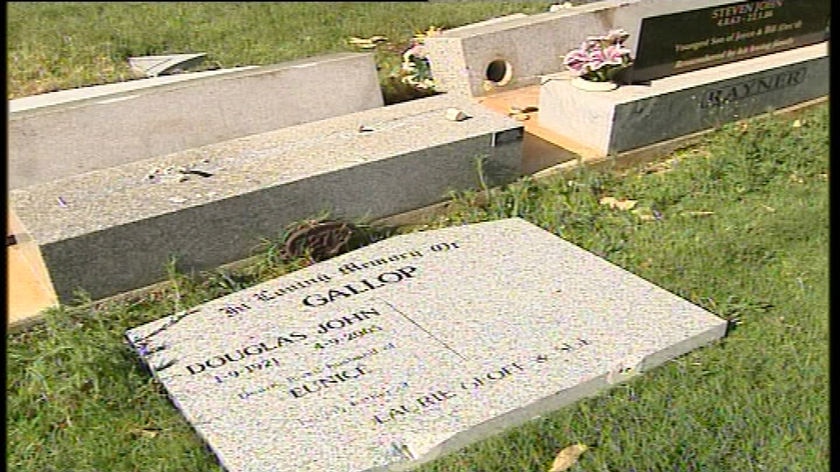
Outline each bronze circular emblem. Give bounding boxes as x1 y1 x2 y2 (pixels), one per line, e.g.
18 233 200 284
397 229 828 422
283 220 354 262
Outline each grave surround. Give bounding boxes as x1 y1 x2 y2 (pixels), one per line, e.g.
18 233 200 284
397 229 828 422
10 93 523 303
126 217 728 472
6 0 829 330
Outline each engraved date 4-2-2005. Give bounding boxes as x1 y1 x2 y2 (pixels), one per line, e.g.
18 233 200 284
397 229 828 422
313 325 384 349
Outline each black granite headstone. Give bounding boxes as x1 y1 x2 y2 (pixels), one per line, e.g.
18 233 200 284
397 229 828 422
622 0 829 84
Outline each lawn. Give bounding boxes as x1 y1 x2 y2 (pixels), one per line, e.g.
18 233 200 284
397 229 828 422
6 2 829 472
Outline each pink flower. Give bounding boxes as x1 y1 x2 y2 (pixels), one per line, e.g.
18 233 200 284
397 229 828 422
563 29 633 81
586 48 607 71
603 44 631 66
562 47 591 75
605 28 630 44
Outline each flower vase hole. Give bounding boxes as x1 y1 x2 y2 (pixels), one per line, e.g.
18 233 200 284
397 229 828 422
571 76 618 92
485 59 513 86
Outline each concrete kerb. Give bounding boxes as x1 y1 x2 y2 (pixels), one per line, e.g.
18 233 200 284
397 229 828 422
9 67 255 114
9 93 523 304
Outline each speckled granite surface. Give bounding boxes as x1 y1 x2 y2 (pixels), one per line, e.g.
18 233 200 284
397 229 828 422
126 218 727 472
10 93 523 302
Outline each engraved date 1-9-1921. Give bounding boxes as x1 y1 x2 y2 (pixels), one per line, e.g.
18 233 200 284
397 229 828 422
313 325 384 349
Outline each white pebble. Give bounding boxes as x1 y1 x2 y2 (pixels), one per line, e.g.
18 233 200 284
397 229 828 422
445 108 469 122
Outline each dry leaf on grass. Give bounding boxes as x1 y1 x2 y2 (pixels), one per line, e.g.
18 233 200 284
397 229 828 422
414 25 443 39
682 211 714 217
599 196 637 210
642 156 680 175
631 208 656 221
347 35 388 49
129 427 162 439
792 119 802 128
549 443 589 472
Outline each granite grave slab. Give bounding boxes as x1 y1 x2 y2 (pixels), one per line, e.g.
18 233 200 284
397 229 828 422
10 93 522 303
126 218 728 472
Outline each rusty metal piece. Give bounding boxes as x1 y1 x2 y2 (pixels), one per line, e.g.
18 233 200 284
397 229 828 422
283 220 354 262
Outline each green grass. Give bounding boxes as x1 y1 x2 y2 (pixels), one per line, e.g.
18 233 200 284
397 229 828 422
6 1 555 103
6 2 829 471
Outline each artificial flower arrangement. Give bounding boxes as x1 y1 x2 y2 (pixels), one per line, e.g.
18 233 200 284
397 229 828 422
401 41 435 90
562 28 634 83
400 26 442 91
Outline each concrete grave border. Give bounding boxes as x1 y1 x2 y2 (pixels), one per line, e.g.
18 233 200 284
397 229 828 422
6 1 831 331
10 94 523 304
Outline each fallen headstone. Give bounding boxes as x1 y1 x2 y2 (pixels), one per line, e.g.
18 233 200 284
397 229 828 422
126 217 727 472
